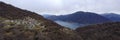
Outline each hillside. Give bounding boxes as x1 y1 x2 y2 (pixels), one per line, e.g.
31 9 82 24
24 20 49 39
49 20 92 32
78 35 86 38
0 2 82 40
76 22 120 40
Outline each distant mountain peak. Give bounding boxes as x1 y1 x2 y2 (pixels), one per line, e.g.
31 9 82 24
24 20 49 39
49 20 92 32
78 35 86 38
103 13 117 15
45 11 112 24
101 13 120 22
75 11 85 13
74 11 96 14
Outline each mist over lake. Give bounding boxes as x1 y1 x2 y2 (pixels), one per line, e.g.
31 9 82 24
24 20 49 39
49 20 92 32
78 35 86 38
55 21 86 29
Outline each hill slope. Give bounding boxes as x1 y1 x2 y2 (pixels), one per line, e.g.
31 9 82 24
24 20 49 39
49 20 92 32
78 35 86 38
76 22 120 40
0 2 82 40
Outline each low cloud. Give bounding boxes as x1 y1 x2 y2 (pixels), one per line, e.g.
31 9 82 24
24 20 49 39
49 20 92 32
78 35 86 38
0 0 120 15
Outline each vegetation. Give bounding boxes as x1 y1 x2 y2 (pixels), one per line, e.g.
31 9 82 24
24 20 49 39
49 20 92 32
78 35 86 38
1 1 120 40
0 2 82 40
76 22 120 40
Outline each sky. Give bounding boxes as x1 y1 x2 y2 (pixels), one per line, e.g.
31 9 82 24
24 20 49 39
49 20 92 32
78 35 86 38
0 0 120 15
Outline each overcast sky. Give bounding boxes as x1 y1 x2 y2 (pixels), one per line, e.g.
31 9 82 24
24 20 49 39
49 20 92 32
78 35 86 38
0 0 120 15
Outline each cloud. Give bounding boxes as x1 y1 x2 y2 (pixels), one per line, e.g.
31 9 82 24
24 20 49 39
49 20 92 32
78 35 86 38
0 0 120 15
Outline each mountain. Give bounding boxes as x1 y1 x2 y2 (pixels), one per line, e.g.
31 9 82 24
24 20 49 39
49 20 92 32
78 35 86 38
76 22 120 40
46 11 112 24
44 11 112 29
0 2 82 40
42 14 54 18
101 13 120 22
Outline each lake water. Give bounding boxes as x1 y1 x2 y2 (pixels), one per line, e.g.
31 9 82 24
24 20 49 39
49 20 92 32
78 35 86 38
55 21 86 30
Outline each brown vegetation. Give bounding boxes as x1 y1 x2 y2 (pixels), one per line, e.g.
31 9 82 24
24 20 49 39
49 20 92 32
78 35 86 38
76 22 120 40
0 2 82 40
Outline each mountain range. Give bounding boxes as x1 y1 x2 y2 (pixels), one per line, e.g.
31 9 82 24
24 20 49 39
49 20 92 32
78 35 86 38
44 11 112 29
1 1 120 40
101 13 120 22
45 11 112 24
